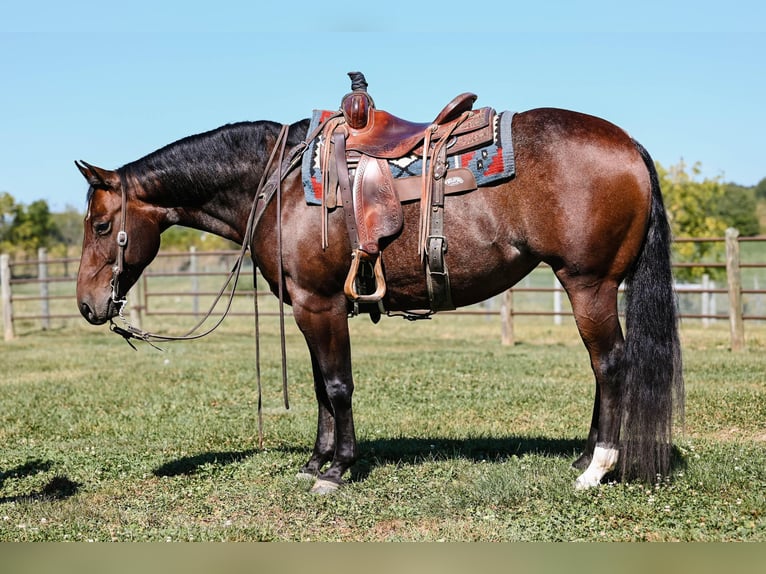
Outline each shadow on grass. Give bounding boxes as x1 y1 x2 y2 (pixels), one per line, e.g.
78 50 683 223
0 459 81 503
349 436 584 482
153 450 259 477
149 437 582 483
0 459 52 485
353 437 686 483
150 437 687 485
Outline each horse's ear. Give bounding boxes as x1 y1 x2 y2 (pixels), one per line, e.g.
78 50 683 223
75 160 119 190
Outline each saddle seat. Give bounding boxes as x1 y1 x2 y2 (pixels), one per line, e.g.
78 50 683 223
342 92 478 159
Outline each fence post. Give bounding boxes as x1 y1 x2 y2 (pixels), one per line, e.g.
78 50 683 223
501 289 514 346
38 247 50 330
1 254 14 341
701 273 710 328
130 279 143 330
725 227 745 352
190 246 199 317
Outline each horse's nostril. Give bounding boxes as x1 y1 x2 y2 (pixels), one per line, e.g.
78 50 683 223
79 302 92 320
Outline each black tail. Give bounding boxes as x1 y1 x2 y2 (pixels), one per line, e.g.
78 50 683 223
620 140 684 482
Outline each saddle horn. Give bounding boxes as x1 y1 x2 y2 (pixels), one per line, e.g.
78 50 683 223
341 71 374 129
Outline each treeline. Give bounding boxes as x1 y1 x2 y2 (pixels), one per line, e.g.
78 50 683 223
0 194 82 259
2 162 765 276
658 162 764 279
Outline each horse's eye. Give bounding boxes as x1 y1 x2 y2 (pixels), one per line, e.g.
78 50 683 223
94 221 112 236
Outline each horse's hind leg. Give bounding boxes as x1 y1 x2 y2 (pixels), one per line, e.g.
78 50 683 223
559 277 625 488
572 385 600 471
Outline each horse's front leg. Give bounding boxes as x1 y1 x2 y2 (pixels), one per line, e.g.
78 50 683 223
292 298 357 494
296 351 336 479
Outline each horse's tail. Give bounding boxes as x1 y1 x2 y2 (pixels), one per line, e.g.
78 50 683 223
620 139 684 483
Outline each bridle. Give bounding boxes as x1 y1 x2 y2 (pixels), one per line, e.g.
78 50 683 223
109 182 130 322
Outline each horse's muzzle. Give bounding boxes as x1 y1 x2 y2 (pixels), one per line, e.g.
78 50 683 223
78 299 115 325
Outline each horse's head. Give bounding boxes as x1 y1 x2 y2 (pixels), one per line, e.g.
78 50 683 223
75 161 164 325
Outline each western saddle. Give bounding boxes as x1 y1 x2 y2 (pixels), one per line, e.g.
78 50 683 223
322 72 496 314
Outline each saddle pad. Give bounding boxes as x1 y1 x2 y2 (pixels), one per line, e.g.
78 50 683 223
301 109 516 206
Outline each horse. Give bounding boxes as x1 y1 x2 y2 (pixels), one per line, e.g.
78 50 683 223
75 104 683 494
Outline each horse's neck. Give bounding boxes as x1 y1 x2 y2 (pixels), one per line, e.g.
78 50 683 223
131 120 305 245
139 158 266 245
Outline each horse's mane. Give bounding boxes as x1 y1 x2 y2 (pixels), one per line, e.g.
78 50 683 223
117 119 310 204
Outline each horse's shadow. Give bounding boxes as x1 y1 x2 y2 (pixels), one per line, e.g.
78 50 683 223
152 436 686 483
153 450 260 477
0 459 81 504
349 436 584 482
151 436 585 481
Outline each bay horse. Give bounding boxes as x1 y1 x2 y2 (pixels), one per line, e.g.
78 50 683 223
75 104 683 493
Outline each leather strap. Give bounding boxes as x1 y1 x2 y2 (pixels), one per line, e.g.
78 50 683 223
274 125 291 410
417 113 470 311
425 142 455 311
393 167 476 202
333 130 361 252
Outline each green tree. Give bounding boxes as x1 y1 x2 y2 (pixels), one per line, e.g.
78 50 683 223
0 198 61 257
0 191 16 242
754 176 766 200
17 200 59 248
51 205 85 257
658 160 728 280
718 183 760 236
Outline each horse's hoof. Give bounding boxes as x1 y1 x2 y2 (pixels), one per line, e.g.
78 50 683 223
574 475 600 490
574 446 618 490
310 478 341 495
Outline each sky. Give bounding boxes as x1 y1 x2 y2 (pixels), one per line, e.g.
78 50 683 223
1 1 764 212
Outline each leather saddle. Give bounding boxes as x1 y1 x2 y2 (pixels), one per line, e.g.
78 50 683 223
323 72 496 310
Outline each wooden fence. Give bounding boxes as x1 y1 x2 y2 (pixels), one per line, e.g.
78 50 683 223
3 229 765 350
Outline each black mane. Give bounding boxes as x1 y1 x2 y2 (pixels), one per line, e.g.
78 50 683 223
117 119 309 204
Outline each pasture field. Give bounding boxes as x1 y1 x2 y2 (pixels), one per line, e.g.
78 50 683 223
0 313 764 541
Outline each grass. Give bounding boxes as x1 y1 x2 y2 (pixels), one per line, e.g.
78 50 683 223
1 313 765 541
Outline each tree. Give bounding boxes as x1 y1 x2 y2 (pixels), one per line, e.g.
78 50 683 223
0 191 15 242
754 176 766 200
0 197 61 257
51 205 85 257
658 160 729 280
718 183 760 237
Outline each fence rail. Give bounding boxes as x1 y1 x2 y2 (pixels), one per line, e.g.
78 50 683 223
3 229 765 350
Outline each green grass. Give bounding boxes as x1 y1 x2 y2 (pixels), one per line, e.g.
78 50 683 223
1 314 765 541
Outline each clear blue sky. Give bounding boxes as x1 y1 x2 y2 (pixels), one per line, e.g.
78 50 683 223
2 1 764 211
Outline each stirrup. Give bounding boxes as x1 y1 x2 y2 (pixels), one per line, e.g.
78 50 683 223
344 249 386 303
